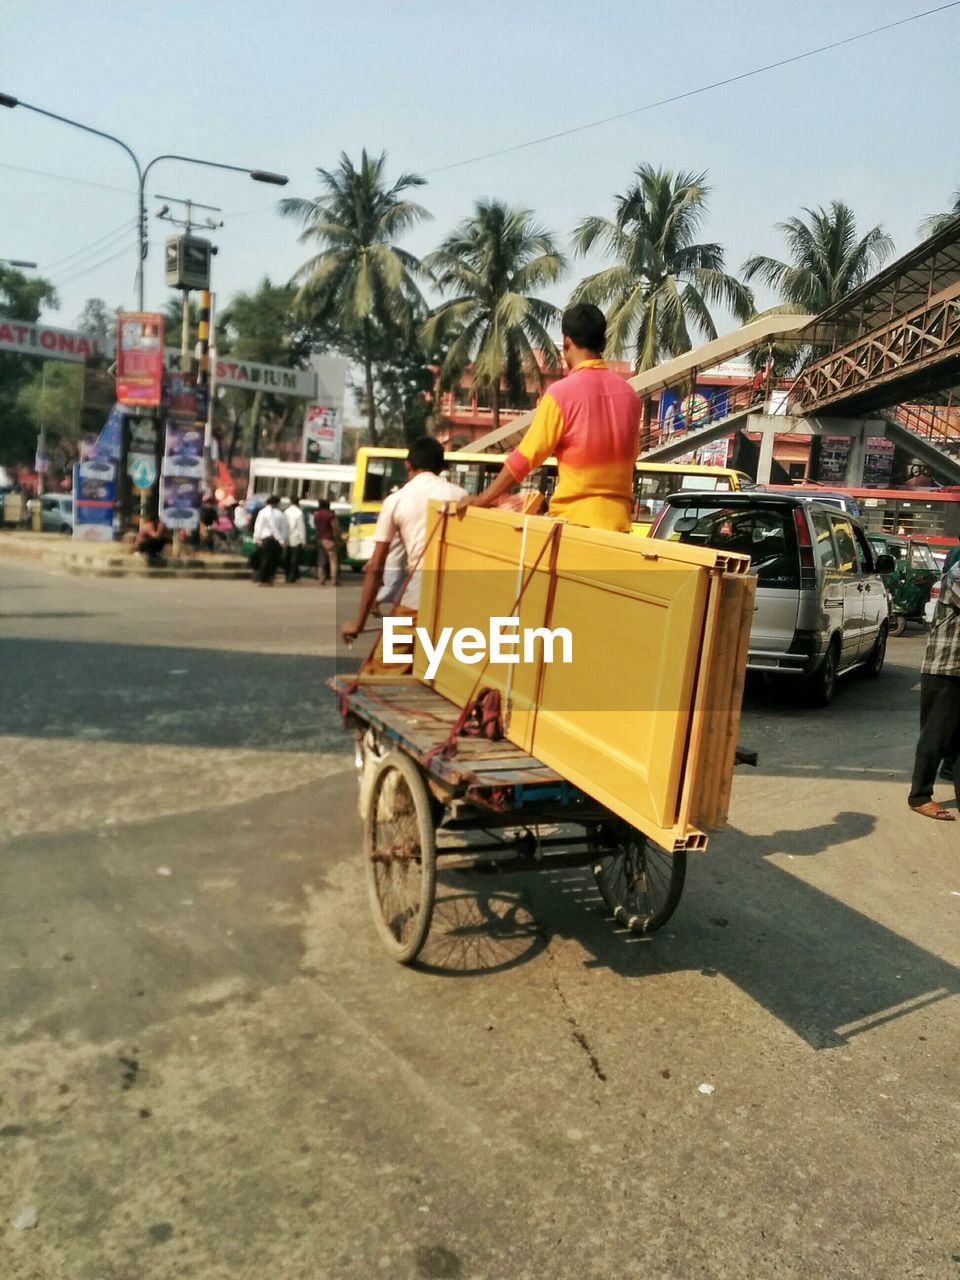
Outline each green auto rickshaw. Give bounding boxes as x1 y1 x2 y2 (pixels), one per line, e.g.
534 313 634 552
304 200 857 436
866 533 938 636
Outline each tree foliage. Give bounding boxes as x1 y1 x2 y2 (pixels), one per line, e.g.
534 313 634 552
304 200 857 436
422 200 565 430
216 278 312 464
742 202 893 312
280 149 429 442
919 187 960 238
572 164 753 371
0 265 60 465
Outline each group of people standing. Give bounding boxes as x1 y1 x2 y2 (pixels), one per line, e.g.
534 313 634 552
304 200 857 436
252 495 340 587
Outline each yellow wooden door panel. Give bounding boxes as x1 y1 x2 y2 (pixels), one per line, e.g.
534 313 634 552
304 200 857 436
414 504 749 849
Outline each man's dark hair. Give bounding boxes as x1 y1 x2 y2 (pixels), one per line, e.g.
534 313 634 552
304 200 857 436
408 436 445 474
318 498 331 510
267 494 280 505
562 303 607 355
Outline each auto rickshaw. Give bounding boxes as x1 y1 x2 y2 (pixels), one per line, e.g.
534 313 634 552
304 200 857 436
867 533 938 636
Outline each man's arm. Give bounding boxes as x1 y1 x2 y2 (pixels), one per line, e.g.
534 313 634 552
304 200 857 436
342 541 389 643
457 394 564 516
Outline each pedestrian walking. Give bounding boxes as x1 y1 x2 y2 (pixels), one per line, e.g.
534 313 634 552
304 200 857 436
313 499 341 586
252 495 285 586
284 496 306 583
908 560 960 820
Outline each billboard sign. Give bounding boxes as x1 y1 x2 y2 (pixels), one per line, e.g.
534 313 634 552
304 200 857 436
163 424 203 479
160 475 201 530
303 405 341 461
116 312 165 407
73 461 116 541
0 316 104 363
164 348 316 398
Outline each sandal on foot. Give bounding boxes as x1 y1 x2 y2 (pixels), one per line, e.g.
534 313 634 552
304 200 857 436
911 801 956 821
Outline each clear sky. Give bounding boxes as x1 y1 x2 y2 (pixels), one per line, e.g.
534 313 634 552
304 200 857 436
2 0 959 334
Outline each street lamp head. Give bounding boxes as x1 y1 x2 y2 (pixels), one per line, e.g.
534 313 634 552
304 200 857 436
0 93 18 109
7 259 37 268
249 170 288 186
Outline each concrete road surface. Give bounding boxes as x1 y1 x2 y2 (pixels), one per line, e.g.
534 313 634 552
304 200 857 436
1 559 958 1280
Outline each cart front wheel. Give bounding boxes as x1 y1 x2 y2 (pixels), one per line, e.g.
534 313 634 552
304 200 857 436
592 828 686 933
364 752 437 963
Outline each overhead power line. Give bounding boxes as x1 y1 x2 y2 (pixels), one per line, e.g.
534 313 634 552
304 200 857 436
425 1 960 175
41 218 138 274
0 159 135 196
51 241 138 289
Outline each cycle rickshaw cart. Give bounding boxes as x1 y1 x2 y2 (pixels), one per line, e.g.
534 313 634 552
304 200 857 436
334 505 755 964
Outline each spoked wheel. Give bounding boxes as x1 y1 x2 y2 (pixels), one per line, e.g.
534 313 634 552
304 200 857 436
591 826 686 933
363 752 437 963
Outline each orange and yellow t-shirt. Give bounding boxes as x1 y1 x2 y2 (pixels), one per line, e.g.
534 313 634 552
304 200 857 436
505 360 640 532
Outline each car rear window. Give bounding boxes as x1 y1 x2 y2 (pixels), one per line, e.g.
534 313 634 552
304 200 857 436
655 503 800 589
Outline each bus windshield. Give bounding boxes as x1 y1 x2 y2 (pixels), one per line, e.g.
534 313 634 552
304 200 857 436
353 448 503 512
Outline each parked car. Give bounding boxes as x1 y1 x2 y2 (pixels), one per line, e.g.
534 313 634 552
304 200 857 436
40 494 74 534
651 491 895 705
866 532 938 635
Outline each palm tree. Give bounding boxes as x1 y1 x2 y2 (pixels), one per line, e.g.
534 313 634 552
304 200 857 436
571 164 753 372
742 202 893 313
422 200 566 431
280 149 430 442
919 188 960 238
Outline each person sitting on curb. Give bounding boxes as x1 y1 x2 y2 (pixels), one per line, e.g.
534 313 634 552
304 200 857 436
134 511 168 565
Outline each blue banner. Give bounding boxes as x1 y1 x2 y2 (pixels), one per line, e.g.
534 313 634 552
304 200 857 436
95 404 125 462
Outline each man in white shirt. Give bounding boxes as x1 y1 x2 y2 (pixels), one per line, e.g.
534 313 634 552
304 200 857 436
252 495 286 586
341 437 466 644
283 496 307 584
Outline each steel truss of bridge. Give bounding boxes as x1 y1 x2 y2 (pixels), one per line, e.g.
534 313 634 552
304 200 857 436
790 217 960 419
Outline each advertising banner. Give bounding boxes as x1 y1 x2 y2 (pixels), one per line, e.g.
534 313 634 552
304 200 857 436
165 370 205 422
95 404 125 462
863 437 895 488
163 424 203 479
697 438 730 468
116 312 164 407
160 475 201 530
816 436 851 484
303 405 341 461
73 461 116 541
658 387 729 436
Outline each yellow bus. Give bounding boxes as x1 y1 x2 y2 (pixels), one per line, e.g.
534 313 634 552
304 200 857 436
347 447 504 563
347 447 751 562
526 460 753 535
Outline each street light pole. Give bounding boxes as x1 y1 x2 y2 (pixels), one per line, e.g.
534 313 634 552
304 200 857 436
0 92 288 309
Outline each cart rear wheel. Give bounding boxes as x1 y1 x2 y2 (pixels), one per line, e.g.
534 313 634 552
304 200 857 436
592 829 686 933
889 613 906 638
363 752 437 964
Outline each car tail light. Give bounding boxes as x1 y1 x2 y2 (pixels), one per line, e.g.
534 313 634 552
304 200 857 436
793 507 816 586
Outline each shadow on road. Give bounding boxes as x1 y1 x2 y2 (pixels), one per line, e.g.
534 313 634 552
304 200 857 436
0 638 341 752
412 807 959 1050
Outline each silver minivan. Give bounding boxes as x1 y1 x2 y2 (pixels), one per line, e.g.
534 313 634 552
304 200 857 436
651 492 895 705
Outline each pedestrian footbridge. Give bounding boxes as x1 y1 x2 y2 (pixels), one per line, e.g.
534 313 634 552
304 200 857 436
465 217 960 487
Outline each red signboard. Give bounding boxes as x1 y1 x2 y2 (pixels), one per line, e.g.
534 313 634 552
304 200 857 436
116 312 164 407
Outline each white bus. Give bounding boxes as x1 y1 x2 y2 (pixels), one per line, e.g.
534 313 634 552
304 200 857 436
246 459 355 509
